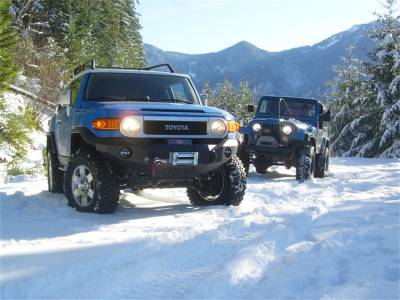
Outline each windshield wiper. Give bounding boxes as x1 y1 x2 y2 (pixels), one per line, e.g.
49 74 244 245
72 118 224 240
88 96 150 102
158 98 193 104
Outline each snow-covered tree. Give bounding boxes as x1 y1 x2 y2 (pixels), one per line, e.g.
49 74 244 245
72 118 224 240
66 0 146 73
328 0 400 158
0 0 35 165
364 0 400 157
0 0 17 93
327 46 372 156
203 80 255 122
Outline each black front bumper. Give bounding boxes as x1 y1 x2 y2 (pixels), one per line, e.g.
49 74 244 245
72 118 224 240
77 128 237 179
250 144 293 155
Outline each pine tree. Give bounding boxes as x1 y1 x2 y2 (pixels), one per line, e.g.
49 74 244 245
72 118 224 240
204 80 255 122
238 81 255 123
65 0 146 74
0 0 35 165
0 0 17 93
43 0 70 49
327 0 400 158
327 46 371 156
364 0 400 157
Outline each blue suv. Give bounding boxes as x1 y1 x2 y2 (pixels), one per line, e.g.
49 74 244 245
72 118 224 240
47 62 246 213
238 96 331 181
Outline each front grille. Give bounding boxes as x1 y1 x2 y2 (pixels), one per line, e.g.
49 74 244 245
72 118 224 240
144 121 207 135
262 122 281 143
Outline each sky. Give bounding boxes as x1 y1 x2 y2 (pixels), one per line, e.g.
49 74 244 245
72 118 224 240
137 0 382 54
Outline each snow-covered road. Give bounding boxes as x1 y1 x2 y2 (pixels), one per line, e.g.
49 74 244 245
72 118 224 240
1 158 399 299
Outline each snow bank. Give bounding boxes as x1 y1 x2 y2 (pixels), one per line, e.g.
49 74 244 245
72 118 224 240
1 158 399 299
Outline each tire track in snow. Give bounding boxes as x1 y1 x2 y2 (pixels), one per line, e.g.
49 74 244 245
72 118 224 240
48 216 280 299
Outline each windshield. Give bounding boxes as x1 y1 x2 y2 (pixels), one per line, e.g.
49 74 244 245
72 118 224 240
258 98 317 118
85 73 199 104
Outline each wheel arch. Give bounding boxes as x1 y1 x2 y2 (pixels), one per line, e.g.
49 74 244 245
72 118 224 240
309 137 317 150
70 132 96 155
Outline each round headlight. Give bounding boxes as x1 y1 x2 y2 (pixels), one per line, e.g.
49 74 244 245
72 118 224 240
120 116 142 137
211 119 227 135
281 124 293 135
252 123 262 133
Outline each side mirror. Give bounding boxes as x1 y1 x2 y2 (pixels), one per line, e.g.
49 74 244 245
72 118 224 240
323 109 331 122
60 88 71 106
247 104 255 113
203 97 208 106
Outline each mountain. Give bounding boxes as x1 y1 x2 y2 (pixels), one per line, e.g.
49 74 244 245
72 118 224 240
144 22 376 100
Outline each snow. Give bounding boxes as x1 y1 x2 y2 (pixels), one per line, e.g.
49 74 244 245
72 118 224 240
379 98 400 150
2 91 26 115
0 92 28 164
383 33 394 46
349 24 361 33
1 158 399 299
380 140 400 158
19 129 46 172
318 35 341 50
389 74 400 95
392 50 400 71
333 104 350 122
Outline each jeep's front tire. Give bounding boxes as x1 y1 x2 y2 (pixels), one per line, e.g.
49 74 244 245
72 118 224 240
314 147 329 178
47 149 64 193
187 155 246 206
296 145 316 182
64 150 119 213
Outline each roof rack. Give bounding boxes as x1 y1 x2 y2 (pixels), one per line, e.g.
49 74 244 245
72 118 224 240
142 64 175 73
73 59 96 76
72 61 176 77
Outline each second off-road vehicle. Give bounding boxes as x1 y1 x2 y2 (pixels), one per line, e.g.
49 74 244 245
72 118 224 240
238 96 331 181
47 61 246 213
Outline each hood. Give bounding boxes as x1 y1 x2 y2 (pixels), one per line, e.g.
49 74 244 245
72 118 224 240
286 117 317 128
82 101 233 119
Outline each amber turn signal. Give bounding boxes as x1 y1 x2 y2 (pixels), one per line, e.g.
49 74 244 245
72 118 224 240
227 121 240 133
92 118 120 130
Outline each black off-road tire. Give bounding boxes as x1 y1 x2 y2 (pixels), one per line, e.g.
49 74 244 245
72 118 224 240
64 150 120 213
47 148 64 193
314 147 329 178
187 155 246 206
237 143 250 175
254 155 272 175
296 145 316 182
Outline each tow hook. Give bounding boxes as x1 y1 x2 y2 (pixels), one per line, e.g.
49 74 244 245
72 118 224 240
151 157 169 177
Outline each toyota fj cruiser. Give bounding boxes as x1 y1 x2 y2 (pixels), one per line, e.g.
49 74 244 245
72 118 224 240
47 61 246 213
238 96 331 181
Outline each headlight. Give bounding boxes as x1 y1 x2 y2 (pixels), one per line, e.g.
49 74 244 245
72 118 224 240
281 124 293 135
210 119 227 135
252 123 262 133
120 116 142 137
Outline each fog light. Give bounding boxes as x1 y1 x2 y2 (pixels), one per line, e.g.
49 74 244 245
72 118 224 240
224 147 232 158
120 147 131 159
